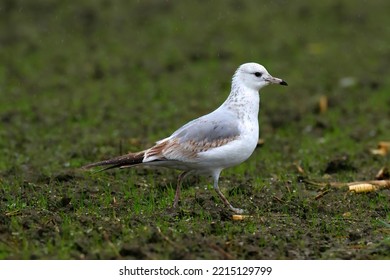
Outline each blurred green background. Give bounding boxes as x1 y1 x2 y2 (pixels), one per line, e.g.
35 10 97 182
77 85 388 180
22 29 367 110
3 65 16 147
0 0 389 259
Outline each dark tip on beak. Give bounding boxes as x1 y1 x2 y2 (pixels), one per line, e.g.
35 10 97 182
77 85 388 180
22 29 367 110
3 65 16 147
280 80 288 86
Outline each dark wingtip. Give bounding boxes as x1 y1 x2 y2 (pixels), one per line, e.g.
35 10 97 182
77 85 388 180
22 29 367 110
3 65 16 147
280 80 288 86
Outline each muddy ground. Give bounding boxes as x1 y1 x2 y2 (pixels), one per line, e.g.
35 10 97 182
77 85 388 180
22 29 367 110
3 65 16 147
0 0 389 259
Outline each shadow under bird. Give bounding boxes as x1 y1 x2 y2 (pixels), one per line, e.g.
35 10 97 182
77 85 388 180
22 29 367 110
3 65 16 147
83 62 287 213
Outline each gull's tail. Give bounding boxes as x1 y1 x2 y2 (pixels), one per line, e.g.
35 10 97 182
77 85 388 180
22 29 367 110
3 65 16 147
82 151 145 172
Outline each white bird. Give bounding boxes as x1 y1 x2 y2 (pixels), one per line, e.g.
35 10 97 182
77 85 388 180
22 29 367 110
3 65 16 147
83 62 287 213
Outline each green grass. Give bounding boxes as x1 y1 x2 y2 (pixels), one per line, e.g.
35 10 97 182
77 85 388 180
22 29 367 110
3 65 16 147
0 0 389 259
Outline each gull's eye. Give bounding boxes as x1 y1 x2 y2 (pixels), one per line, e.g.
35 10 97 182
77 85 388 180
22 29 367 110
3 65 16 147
254 72 262 77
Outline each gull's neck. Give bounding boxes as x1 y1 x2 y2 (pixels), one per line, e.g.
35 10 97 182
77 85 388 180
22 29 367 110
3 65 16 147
220 80 260 121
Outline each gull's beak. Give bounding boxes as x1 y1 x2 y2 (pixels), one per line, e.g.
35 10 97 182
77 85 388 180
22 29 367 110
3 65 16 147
266 75 288 86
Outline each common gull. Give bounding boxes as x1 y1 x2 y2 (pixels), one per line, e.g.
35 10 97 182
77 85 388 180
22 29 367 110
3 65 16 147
83 62 287 213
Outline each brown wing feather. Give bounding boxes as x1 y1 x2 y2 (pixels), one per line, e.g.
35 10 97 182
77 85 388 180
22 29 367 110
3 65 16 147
82 151 145 170
144 135 238 163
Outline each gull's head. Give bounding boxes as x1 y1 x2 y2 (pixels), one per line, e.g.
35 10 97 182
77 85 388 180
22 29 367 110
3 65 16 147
233 62 287 91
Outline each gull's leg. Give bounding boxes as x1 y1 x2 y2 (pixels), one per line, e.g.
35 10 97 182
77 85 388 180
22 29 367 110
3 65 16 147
173 170 192 208
212 170 244 214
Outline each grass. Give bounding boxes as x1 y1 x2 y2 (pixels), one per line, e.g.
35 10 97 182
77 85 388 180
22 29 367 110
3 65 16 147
0 0 389 259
